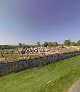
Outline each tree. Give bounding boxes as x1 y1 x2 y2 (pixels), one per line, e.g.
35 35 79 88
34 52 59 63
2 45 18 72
64 40 71 46
77 40 80 46
43 42 49 47
48 42 54 47
53 42 58 47
22 43 26 48
48 42 58 47
70 42 76 46
36 42 40 47
18 43 22 48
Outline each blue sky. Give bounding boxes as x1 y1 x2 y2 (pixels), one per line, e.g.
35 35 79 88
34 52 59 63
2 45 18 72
0 0 80 45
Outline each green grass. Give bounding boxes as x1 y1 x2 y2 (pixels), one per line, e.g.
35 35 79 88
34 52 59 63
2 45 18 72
0 56 80 92
0 49 39 60
0 54 39 60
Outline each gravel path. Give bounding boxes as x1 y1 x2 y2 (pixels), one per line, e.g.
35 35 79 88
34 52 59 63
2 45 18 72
68 80 80 92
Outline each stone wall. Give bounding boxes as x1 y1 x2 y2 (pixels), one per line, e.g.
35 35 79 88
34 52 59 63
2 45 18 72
0 51 80 76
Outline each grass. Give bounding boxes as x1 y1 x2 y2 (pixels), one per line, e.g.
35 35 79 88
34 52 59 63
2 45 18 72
0 49 39 60
0 48 78 60
0 54 39 60
0 56 80 92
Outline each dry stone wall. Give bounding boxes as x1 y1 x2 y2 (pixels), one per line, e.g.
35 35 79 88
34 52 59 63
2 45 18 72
0 51 80 76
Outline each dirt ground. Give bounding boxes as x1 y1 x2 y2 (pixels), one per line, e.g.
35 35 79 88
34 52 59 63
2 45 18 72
68 80 80 92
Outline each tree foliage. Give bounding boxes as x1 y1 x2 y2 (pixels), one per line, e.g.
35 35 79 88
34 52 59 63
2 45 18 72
43 42 49 47
43 42 58 47
70 42 76 46
77 40 80 46
36 42 40 47
64 40 71 46
18 43 22 48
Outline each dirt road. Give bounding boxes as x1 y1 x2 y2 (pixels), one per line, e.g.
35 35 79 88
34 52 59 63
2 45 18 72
68 80 80 92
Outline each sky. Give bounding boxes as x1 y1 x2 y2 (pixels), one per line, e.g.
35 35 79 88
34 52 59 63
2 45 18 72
0 0 80 45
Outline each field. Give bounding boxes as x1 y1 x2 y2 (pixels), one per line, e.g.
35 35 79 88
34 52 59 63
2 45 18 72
0 47 78 61
0 54 39 61
0 55 80 92
0 49 39 61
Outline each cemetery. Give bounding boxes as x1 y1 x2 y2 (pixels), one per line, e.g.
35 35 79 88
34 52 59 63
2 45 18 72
0 46 80 76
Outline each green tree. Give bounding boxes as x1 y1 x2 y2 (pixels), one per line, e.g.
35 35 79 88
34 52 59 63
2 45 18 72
43 42 49 47
18 43 22 48
77 40 80 46
70 42 76 46
22 43 26 48
54 42 58 47
36 42 40 47
64 40 71 46
48 42 54 47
